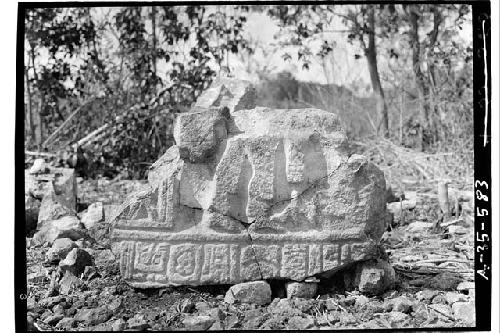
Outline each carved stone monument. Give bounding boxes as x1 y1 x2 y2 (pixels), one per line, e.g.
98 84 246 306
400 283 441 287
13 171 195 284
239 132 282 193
110 79 390 288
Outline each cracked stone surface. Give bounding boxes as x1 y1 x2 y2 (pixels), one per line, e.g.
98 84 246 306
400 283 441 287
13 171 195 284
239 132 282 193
110 78 390 288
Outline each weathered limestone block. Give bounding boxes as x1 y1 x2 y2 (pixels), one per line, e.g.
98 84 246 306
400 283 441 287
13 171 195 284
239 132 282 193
110 80 390 288
38 193 75 225
173 106 230 163
81 202 104 229
25 167 77 208
224 281 272 305
194 78 256 113
25 167 77 232
32 216 86 246
286 281 318 299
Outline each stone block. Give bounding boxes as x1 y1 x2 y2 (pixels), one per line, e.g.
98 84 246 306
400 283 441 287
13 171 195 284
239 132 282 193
110 80 389 288
59 248 94 277
38 193 75 225
25 167 77 209
81 202 104 229
32 216 86 246
46 238 78 263
286 281 318 299
353 259 395 295
452 301 475 326
224 281 272 305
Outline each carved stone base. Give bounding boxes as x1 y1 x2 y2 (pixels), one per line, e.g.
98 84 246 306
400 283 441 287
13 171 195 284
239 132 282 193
112 227 379 288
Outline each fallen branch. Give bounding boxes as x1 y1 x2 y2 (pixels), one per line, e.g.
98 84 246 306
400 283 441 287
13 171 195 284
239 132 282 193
413 258 471 266
75 124 110 148
42 97 97 148
393 264 473 275
25 151 57 157
441 218 465 228
428 304 456 321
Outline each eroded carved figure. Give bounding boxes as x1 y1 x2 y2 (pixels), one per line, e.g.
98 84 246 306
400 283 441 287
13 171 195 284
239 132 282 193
110 78 390 288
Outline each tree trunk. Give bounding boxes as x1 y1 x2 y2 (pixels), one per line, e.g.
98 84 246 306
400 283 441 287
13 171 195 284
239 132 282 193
24 65 34 144
29 45 44 149
426 5 442 143
151 6 157 79
409 6 430 150
365 6 389 137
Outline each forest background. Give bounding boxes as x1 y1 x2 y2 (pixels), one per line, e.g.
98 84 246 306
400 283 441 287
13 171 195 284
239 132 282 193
23 4 473 181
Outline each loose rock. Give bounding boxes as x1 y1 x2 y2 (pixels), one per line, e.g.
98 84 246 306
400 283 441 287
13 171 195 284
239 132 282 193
444 291 468 305
59 273 82 295
106 298 122 312
452 301 475 326
242 308 265 329
195 301 211 314
286 281 318 299
59 248 93 277
81 202 104 229
390 296 414 313
429 303 453 319
127 314 150 330
46 238 78 263
32 216 86 247
74 306 112 326
43 313 64 326
111 319 127 331
178 298 195 313
354 295 369 308
183 315 215 331
456 281 475 293
363 300 384 314
415 289 438 302
55 317 76 329
25 167 76 205
287 315 315 330
37 193 75 225
224 281 272 305
387 311 410 327
353 260 395 295
30 159 49 174
338 295 356 307
339 312 357 325
38 296 65 308
269 298 303 317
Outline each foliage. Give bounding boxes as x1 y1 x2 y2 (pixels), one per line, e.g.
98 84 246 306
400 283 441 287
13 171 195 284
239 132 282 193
376 4 473 150
24 5 473 179
25 6 251 178
25 8 103 142
265 4 472 150
267 5 391 136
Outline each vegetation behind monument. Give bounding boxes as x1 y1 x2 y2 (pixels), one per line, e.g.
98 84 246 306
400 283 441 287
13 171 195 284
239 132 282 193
23 5 473 180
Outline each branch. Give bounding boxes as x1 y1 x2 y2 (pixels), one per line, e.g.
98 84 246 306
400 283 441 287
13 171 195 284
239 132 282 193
75 123 110 148
25 151 57 157
42 97 97 148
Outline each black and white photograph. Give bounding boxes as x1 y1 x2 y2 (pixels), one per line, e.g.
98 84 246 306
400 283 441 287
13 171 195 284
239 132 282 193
14 1 496 331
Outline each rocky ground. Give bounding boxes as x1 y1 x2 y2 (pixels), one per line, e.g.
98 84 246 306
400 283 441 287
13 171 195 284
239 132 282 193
25 172 476 331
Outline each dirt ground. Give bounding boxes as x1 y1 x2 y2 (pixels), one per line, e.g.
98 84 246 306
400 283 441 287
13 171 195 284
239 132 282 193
25 142 476 330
